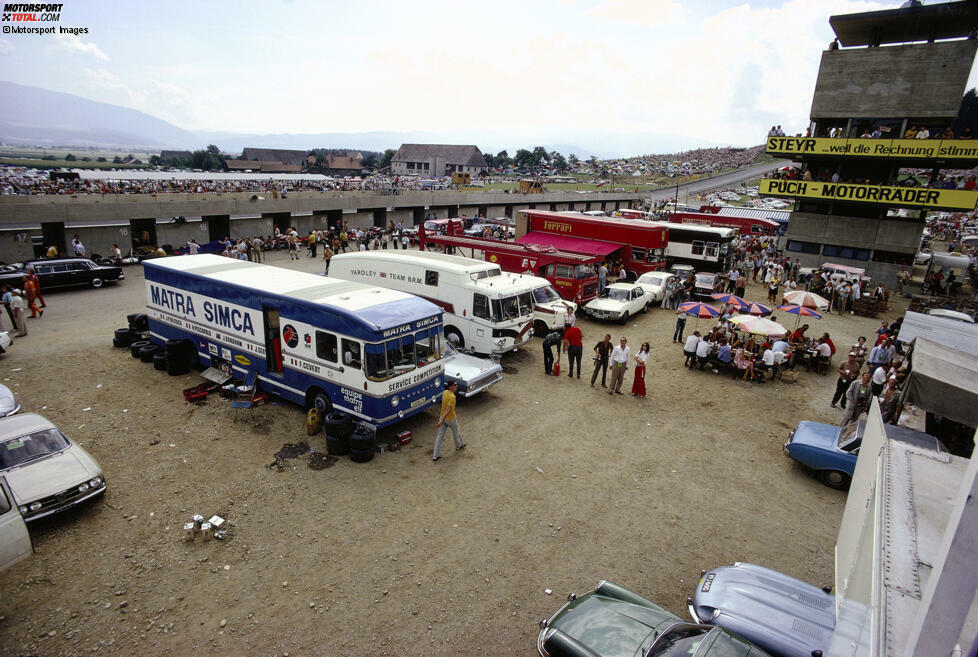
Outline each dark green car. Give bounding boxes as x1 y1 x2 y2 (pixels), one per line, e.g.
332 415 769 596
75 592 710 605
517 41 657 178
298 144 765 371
537 581 771 657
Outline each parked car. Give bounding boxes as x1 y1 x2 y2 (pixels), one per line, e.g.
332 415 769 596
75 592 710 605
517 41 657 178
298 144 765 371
0 476 31 573
693 273 724 299
0 413 106 522
635 271 676 303
583 282 655 324
441 341 503 397
0 330 10 357
0 383 20 417
0 258 124 290
784 418 946 489
538 579 772 657
688 563 833 657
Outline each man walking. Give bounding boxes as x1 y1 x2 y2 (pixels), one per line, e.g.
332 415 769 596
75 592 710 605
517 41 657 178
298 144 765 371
542 329 562 375
842 372 873 427
433 381 465 461
590 334 612 387
607 337 630 394
562 322 583 379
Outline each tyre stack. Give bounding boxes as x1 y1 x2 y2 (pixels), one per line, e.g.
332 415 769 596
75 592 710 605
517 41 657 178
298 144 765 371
348 422 376 463
323 412 353 456
163 339 192 376
112 313 149 349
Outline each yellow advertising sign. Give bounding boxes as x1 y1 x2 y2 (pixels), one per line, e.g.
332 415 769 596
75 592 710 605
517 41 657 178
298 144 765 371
760 179 978 210
765 136 978 161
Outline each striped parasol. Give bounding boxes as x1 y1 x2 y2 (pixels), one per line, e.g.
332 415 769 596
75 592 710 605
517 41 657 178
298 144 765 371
710 293 748 309
744 302 773 316
728 315 788 338
678 301 721 331
778 304 823 329
782 290 830 310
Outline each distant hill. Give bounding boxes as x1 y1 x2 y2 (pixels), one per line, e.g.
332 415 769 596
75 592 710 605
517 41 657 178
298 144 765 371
0 81 200 148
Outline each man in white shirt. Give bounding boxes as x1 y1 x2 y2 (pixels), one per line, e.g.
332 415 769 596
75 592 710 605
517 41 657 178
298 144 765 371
695 337 712 370
683 332 700 368
607 337 631 395
871 365 888 397
915 127 930 139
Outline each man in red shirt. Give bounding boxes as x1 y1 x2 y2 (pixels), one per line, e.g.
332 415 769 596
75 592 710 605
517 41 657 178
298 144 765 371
789 324 809 344
562 324 584 379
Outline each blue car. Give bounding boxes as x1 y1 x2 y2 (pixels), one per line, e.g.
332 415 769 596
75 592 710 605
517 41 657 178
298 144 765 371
687 563 834 657
784 419 946 489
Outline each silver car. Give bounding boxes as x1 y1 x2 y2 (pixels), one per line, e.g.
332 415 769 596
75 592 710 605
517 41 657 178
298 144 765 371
688 562 834 657
442 342 503 397
0 414 106 522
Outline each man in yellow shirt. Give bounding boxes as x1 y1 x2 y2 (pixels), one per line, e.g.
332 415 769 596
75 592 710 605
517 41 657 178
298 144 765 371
433 381 466 461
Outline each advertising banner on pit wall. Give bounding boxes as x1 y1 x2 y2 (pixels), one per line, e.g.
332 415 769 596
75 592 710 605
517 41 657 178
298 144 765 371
759 179 978 211
765 137 978 161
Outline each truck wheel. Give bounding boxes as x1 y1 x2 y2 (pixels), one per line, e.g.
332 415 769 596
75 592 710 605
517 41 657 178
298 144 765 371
619 311 629 325
533 320 549 336
819 470 850 489
182 340 200 369
90 277 104 288
445 327 464 349
307 389 332 414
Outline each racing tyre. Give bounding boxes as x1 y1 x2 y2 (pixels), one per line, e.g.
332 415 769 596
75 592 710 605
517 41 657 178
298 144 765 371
113 337 128 348
166 359 190 376
129 340 151 358
349 424 376 452
324 412 354 438
324 432 350 456
619 311 629 325
127 314 149 332
153 353 168 371
139 344 161 362
819 470 851 490
348 447 374 463
114 327 134 345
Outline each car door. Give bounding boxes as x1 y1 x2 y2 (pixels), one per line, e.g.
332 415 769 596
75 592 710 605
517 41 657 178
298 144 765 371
0 475 32 573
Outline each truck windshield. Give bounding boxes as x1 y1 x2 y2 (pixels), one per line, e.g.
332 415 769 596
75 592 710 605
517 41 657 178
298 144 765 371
366 328 442 381
492 291 534 321
532 285 561 304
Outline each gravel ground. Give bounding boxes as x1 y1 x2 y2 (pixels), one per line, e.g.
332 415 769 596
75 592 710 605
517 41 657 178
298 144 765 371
0 248 906 656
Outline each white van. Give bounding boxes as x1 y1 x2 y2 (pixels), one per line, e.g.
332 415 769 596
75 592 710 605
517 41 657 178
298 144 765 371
328 251 538 355
524 276 578 334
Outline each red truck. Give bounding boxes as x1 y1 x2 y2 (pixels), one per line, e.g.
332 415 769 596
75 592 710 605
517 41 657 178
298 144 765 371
515 210 668 280
417 227 602 303
674 208 779 236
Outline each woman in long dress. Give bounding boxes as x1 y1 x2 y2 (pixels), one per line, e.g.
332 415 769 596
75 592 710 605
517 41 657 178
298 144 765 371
631 342 650 397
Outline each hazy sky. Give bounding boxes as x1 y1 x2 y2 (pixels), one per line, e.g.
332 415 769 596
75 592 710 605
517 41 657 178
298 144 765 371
1 0 976 151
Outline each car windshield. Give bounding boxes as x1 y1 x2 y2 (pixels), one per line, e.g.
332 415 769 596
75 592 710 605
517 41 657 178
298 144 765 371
837 421 862 451
532 285 561 303
0 428 70 469
645 626 710 657
602 288 630 301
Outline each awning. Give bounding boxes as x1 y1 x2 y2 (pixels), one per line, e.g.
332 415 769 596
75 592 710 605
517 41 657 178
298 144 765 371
901 338 978 428
897 311 978 355
516 233 621 257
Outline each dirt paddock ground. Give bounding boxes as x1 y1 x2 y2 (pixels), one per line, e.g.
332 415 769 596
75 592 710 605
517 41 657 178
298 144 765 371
0 249 908 656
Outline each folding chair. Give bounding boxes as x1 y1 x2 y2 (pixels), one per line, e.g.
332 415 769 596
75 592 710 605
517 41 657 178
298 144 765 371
229 371 261 422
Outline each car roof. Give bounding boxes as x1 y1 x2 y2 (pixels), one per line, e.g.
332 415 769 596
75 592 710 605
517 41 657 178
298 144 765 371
607 282 639 290
0 413 57 440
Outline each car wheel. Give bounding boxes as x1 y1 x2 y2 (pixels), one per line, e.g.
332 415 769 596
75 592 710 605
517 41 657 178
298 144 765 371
642 302 649 313
445 327 464 348
819 470 851 489
619 311 629 325
306 388 332 414
90 277 104 288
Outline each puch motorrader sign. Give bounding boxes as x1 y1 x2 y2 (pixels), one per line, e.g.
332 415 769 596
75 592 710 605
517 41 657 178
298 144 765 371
760 179 978 211
766 137 978 161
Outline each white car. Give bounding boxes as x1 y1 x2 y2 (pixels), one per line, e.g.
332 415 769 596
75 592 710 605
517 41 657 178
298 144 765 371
0 383 20 418
0 330 10 356
584 282 655 324
0 414 106 523
635 271 676 303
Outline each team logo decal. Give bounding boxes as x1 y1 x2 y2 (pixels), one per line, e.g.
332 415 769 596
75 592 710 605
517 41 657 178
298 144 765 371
282 324 299 348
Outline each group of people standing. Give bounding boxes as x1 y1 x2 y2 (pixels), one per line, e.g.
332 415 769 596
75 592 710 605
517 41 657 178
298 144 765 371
543 323 651 397
1 268 46 337
830 319 905 428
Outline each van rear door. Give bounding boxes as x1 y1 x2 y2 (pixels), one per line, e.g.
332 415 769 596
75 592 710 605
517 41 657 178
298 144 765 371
0 475 31 573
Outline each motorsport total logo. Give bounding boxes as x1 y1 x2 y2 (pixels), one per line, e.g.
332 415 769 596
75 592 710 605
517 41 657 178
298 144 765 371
2 3 63 21
2 2 88 35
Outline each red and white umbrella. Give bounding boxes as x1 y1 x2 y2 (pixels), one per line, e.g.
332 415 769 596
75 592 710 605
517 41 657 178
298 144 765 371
783 290 830 310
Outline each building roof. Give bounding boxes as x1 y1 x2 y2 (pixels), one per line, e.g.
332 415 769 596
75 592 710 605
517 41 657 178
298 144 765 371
896 310 978 355
241 148 309 166
259 162 301 173
327 154 363 170
715 207 792 223
225 160 261 170
829 0 978 47
392 144 487 168
160 150 192 161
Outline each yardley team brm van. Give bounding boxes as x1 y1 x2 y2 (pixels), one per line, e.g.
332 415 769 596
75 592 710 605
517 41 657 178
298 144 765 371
327 251 538 355
142 254 446 428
